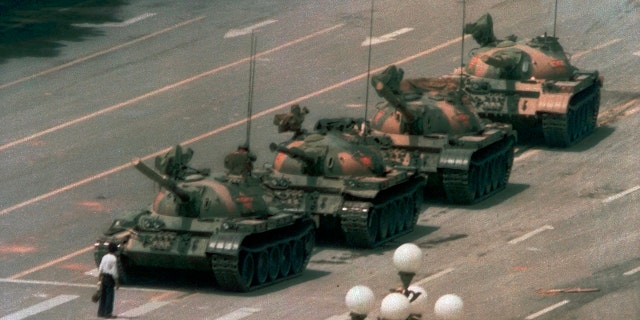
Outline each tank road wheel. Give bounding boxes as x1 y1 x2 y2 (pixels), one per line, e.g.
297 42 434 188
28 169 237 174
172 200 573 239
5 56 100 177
279 243 292 277
401 197 414 231
238 251 255 289
254 250 269 285
290 240 305 274
367 207 380 243
378 207 391 240
267 246 281 281
387 202 399 237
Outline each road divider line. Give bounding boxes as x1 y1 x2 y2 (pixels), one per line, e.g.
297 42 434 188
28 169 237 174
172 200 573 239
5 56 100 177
0 294 78 320
0 34 464 218
623 266 640 276
73 12 157 28
0 23 344 153
414 267 455 286
508 225 554 245
603 185 640 204
524 300 569 319
7 246 93 279
119 301 171 318
214 308 261 320
0 15 206 91
572 38 621 60
0 278 177 293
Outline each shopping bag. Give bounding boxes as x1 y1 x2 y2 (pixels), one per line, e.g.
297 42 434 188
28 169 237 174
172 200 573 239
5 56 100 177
91 281 102 303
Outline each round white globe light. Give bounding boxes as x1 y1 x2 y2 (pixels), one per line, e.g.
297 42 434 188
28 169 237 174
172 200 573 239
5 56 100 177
434 294 464 319
392 243 423 273
379 292 411 320
345 285 375 316
407 285 428 315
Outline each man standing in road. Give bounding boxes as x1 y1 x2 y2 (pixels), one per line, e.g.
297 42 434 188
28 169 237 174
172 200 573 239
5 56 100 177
97 243 120 318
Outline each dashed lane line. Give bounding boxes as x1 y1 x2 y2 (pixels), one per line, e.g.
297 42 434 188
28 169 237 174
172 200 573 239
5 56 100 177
119 301 171 318
524 300 570 319
0 277 177 293
623 266 640 276
508 225 554 245
214 308 261 320
0 295 78 320
602 185 640 204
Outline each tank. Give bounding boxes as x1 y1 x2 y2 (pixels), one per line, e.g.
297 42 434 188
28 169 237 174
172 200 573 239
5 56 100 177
94 145 315 292
462 13 603 147
263 108 426 248
369 65 517 204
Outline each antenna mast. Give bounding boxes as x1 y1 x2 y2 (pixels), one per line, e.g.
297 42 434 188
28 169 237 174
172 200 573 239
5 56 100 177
552 0 558 37
246 32 257 148
458 0 466 91
363 0 375 122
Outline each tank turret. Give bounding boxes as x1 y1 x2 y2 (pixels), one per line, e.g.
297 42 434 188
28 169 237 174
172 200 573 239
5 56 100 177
95 146 315 292
369 65 516 204
262 109 426 248
461 13 602 147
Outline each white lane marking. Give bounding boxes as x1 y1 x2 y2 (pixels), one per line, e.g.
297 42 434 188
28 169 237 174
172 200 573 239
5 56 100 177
623 266 640 276
633 50 640 57
0 15 205 90
0 23 343 154
603 185 640 204
73 12 157 28
515 149 540 162
224 20 278 38
85 268 100 277
0 33 463 218
572 38 621 60
524 300 570 319
0 278 177 293
508 225 554 245
214 308 261 320
8 246 93 279
413 267 455 286
119 301 170 318
0 294 78 320
362 27 414 46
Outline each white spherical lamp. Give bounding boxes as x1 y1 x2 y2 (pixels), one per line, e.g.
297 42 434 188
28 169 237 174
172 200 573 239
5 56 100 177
434 294 464 319
407 285 427 315
379 292 411 320
345 285 375 318
392 243 423 273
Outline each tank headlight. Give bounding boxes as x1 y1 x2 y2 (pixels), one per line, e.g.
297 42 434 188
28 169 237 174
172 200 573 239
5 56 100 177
222 223 230 230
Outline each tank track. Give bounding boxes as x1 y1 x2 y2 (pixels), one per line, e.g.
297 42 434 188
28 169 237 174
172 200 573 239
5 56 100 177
542 83 600 147
340 179 425 248
441 136 515 204
210 219 315 292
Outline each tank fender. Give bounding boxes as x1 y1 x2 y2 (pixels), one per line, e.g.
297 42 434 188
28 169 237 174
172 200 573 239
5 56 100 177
206 232 248 256
438 148 475 170
537 91 571 114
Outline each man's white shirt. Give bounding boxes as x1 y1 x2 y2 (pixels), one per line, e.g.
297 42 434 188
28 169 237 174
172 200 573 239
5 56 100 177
99 253 119 279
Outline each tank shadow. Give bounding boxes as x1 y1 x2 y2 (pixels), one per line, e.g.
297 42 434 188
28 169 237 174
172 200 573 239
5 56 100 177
0 0 127 63
422 183 529 210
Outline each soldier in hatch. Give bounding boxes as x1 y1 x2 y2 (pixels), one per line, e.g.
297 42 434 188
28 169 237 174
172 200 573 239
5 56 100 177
224 143 256 176
273 104 309 139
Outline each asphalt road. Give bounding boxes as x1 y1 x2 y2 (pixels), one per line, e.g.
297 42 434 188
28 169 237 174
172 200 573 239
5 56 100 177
1 0 639 319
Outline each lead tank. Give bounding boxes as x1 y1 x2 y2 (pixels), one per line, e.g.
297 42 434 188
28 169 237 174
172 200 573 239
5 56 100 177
94 145 315 292
462 13 603 147
369 65 516 204
263 109 426 248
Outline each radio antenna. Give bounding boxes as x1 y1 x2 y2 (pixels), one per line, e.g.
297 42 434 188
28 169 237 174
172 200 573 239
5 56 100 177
363 0 375 123
246 31 257 148
458 0 466 90
552 0 558 37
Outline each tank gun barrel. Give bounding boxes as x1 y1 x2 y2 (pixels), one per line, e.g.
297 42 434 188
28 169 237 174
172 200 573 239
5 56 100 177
131 158 191 202
269 143 316 165
371 66 416 122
